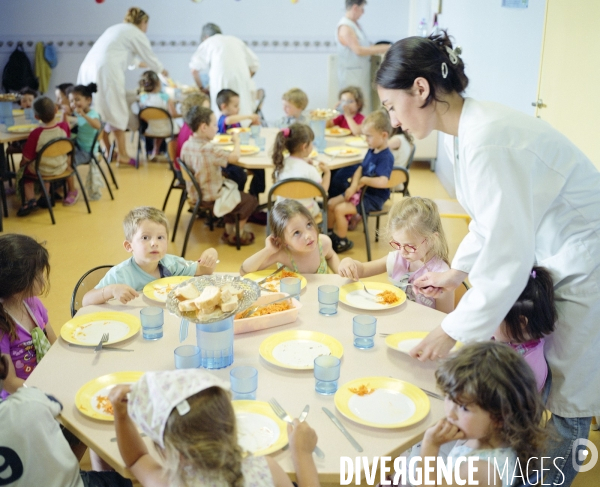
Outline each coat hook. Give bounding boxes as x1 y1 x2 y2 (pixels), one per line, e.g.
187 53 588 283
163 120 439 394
8 41 14 47
17 41 23 47
67 41 73 46
27 41 33 47
0 42 4 47
58 41 64 46
47 41 53 46
88 41 93 46
78 41 84 46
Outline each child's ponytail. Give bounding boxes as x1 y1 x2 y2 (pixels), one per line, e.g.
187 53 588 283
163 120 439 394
272 130 287 182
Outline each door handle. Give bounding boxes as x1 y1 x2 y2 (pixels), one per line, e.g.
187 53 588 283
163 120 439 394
531 98 546 109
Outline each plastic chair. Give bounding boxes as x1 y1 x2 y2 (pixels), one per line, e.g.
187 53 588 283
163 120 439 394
70 265 113 317
255 88 268 127
177 159 242 256
266 178 328 234
75 125 114 200
454 281 470 307
393 142 415 196
97 125 118 189
360 167 409 261
434 198 471 225
136 106 178 169
19 138 91 224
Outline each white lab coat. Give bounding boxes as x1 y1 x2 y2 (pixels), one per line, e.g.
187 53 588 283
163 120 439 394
77 23 163 131
189 34 259 117
444 98 600 417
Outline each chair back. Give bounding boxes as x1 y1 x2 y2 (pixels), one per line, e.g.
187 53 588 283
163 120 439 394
139 106 175 138
34 137 74 173
266 178 328 233
360 166 409 205
454 281 470 307
70 265 113 317
178 158 204 202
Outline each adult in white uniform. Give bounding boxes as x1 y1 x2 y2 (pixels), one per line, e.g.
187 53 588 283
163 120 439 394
78 7 166 165
337 0 389 113
376 33 600 486
189 23 259 117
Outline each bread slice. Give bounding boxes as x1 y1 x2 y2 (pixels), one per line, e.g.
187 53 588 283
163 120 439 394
220 286 232 303
178 299 198 312
220 295 239 313
174 282 200 302
221 283 242 297
196 286 221 312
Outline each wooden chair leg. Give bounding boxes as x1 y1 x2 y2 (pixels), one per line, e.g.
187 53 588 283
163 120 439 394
171 189 187 242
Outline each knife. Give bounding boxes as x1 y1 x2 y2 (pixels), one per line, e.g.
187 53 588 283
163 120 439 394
256 266 284 285
68 344 133 352
322 407 363 452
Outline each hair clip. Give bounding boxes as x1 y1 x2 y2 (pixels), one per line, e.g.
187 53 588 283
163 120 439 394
445 46 459 65
441 62 448 79
531 270 537 279
281 127 290 137
176 400 191 416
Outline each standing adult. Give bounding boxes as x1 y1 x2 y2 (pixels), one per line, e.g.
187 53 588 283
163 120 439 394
78 7 166 165
337 0 389 113
376 32 600 486
189 23 259 117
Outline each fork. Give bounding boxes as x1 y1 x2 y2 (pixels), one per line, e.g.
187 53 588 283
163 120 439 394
268 399 325 459
359 280 379 296
94 333 109 353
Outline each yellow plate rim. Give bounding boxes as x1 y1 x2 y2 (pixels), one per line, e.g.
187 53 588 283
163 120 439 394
325 128 351 137
12 109 24 116
384 331 463 354
244 269 307 291
222 144 260 155
142 276 193 303
232 400 289 456
323 146 361 157
60 311 141 345
212 135 233 145
345 137 368 148
226 127 251 134
259 330 344 370
339 282 406 310
75 371 144 421
334 376 430 429
7 124 38 133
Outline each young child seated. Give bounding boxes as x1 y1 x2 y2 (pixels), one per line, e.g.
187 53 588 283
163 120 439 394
175 92 210 161
17 96 79 216
18 87 37 109
0 356 133 487
278 87 309 127
241 199 339 275
68 83 101 165
82 207 218 305
327 109 394 253
494 266 556 391
339 197 454 313
109 369 318 487
272 123 330 217
55 82 74 117
180 106 258 246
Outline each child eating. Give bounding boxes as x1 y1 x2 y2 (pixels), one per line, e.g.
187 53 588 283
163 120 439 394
327 85 365 136
82 207 218 305
278 87 309 127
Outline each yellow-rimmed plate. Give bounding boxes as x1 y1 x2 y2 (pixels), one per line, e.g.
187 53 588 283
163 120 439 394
143 276 193 303
339 282 406 310
7 124 38 133
324 146 361 157
259 330 343 369
75 371 144 421
212 134 233 145
12 109 24 116
227 127 251 134
244 269 307 293
335 377 430 428
385 331 462 355
233 400 288 455
325 127 351 137
222 144 260 156
282 149 318 158
345 136 368 148
61 311 141 345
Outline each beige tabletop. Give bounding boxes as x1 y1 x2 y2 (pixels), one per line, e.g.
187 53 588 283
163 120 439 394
26 274 445 483
231 127 367 171
0 114 37 144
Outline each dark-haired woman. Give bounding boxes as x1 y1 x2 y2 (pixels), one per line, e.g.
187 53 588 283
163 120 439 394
77 7 167 165
376 32 600 486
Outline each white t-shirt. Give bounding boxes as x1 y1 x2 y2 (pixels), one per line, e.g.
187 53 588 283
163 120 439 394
276 156 323 216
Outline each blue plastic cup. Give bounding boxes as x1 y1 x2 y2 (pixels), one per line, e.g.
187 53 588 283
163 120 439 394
174 345 201 369
255 136 266 151
23 108 35 122
196 316 234 369
314 355 341 395
280 277 301 300
140 307 164 340
239 132 251 145
250 125 261 138
318 285 339 316
353 315 377 349
230 366 258 400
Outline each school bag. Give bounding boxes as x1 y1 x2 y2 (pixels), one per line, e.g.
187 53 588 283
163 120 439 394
2 44 39 92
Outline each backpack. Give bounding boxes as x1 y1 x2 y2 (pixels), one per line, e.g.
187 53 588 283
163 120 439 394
2 44 39 92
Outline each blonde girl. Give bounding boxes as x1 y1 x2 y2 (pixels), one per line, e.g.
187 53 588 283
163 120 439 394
241 199 340 275
338 197 454 312
109 369 319 487
272 123 331 217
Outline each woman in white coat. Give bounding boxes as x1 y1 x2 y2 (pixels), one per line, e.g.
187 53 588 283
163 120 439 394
376 33 600 486
78 7 166 165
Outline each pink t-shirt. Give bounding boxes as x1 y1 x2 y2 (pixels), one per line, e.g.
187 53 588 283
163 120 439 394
0 297 48 399
332 113 364 129
508 338 548 392
386 252 450 309
175 122 194 170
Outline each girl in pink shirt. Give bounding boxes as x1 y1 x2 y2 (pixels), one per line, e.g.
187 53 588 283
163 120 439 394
339 197 454 312
0 234 57 399
327 86 365 136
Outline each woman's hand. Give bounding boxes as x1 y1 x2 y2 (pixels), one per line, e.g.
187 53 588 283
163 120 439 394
409 325 457 362
265 235 281 254
412 269 467 298
423 418 465 449
108 384 132 420
338 258 361 280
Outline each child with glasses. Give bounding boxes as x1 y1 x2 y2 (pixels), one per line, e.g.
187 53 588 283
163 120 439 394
338 197 454 312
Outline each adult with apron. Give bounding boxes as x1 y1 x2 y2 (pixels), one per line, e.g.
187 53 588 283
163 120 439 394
337 0 389 113
78 7 166 166
189 23 259 117
376 32 600 486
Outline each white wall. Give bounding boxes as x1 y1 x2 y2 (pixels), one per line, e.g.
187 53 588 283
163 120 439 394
0 0 409 121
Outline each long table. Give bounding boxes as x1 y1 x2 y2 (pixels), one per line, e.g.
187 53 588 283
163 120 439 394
26 274 445 484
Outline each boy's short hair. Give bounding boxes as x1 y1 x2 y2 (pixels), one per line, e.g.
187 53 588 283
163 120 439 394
123 207 169 241
282 88 308 110
19 87 38 98
185 105 214 133
339 86 364 112
216 89 239 109
33 96 56 124
346 0 367 9
180 93 209 119
363 109 392 135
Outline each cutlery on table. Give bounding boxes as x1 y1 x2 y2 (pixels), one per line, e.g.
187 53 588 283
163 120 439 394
69 344 133 352
283 404 310 451
421 389 444 401
268 399 325 459
322 407 363 453
242 293 299 319
94 333 109 353
256 266 284 285
359 280 379 297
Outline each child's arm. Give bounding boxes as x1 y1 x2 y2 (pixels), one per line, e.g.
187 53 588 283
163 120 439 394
343 166 364 200
320 235 340 273
338 255 387 280
359 174 389 189
419 419 465 486
74 108 101 130
226 133 241 163
224 113 260 126
240 235 284 274
82 285 139 306
265 457 295 487
0 353 24 394
435 289 455 314
388 135 402 151
317 162 331 192
288 419 320 487
109 385 168 487
196 247 218 275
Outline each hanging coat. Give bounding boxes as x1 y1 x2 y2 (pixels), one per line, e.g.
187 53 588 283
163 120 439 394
34 42 51 94
77 23 163 131
444 98 600 417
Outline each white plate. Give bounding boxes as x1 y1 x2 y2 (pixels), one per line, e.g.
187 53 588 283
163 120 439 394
271 340 331 368
72 320 131 344
348 389 417 425
236 412 281 453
